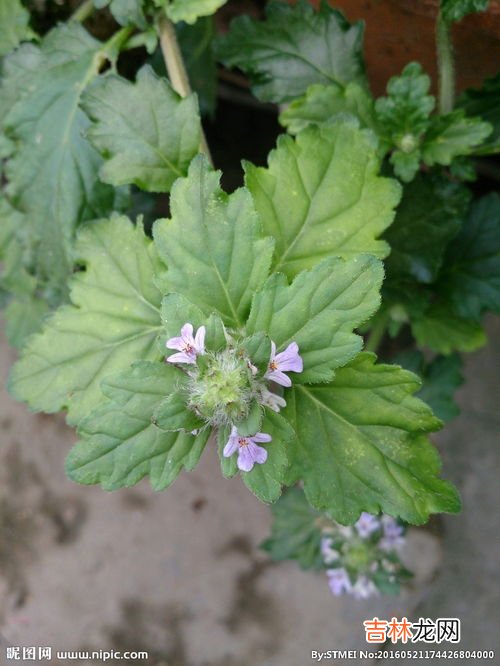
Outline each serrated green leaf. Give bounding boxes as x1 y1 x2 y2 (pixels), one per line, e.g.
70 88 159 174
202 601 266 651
412 303 486 354
2 24 118 303
437 193 500 320
244 124 401 280
389 149 421 182
247 255 383 384
9 216 164 425
394 350 463 422
153 391 203 432
384 173 470 284
153 156 274 328
459 74 500 154
166 0 227 24
422 110 492 166
0 0 36 56
216 0 366 103
82 66 201 193
279 82 377 135
94 0 147 28
261 487 323 570
440 0 489 23
375 62 435 141
0 43 42 122
240 332 272 373
66 361 209 490
284 352 460 525
4 295 49 349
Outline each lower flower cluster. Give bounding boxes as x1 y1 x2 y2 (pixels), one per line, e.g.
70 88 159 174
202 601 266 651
165 322 303 472
321 513 410 599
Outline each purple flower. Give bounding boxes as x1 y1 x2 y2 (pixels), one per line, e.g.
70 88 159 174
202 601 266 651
166 323 205 364
351 576 378 599
259 387 286 413
380 516 405 551
265 341 303 387
354 512 380 539
326 568 351 596
223 426 271 472
321 537 339 565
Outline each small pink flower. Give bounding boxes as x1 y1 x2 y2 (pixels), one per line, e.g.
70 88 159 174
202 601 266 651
259 387 286 413
223 426 271 472
265 341 303 387
166 323 205 364
326 568 352 596
355 512 380 539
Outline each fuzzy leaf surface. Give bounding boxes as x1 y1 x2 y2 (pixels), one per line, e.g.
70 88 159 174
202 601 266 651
216 0 366 103
154 156 274 328
279 82 377 135
261 487 323 570
284 353 461 525
422 110 492 166
247 255 383 383
9 217 164 425
166 0 227 24
459 74 500 154
0 0 35 56
83 66 201 193
245 124 400 280
2 24 117 303
438 193 500 320
66 361 209 490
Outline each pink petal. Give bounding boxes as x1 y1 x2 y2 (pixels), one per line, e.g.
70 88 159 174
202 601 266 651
180 323 194 340
194 325 206 354
248 442 268 465
165 335 186 351
250 432 272 444
166 351 196 364
275 342 303 373
266 369 292 387
223 438 239 457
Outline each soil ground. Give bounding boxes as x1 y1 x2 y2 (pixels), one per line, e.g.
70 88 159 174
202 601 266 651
0 318 498 666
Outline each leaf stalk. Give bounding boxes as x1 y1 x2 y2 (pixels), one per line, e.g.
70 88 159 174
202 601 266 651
436 12 455 114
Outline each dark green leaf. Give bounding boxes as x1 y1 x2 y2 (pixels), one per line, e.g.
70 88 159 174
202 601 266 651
412 303 486 354
66 361 209 490
440 0 489 23
459 74 500 154
247 255 383 384
284 353 461 525
438 193 500 320
216 0 366 103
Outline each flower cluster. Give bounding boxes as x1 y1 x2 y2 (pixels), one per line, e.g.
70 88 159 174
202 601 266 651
321 513 410 599
165 323 303 472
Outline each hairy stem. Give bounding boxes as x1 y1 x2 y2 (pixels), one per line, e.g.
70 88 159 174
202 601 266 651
158 15 213 165
71 0 94 23
436 12 455 114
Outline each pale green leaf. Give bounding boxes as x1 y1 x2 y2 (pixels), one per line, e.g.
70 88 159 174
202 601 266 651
94 0 147 28
422 110 492 166
244 124 401 280
284 353 461 525
153 391 203 432
153 156 274 328
66 361 209 490
279 82 377 135
9 216 164 425
0 0 35 57
216 0 366 103
4 295 49 348
2 24 118 303
247 255 383 383
82 66 201 193
166 0 227 24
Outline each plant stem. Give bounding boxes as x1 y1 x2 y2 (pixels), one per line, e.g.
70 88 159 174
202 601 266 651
158 15 213 165
436 12 455 114
71 0 94 23
365 311 390 353
103 25 135 62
